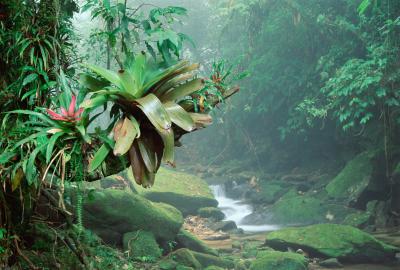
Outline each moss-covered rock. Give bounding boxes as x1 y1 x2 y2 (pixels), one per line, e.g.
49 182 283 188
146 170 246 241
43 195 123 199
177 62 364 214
123 231 161 260
166 248 234 270
84 189 183 245
167 248 202 269
343 211 372 228
210 220 237 232
176 229 218 256
326 152 380 204
197 207 225 221
250 251 308 270
248 181 289 204
191 250 235 269
135 167 218 215
266 224 399 263
247 194 355 225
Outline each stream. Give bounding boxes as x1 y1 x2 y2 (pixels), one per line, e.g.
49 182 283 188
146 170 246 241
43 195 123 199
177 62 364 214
210 185 280 233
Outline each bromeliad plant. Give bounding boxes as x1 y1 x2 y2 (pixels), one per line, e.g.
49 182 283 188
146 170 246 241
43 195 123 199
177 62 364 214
81 53 215 187
1 90 91 190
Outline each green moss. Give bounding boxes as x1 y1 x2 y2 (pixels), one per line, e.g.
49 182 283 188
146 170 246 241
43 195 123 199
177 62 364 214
134 167 218 215
250 182 289 204
191 250 235 269
176 229 218 256
168 248 202 270
266 224 399 262
123 231 161 261
343 211 372 228
326 152 373 201
197 207 225 221
250 251 308 270
135 167 214 198
84 189 183 244
267 194 354 225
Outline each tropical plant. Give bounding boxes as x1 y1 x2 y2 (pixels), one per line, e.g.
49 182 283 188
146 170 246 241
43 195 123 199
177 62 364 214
81 53 216 187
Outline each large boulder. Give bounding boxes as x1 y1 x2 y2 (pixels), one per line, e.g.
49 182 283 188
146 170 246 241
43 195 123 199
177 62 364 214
326 151 388 207
135 167 218 216
243 194 355 226
265 224 399 263
250 251 308 270
84 189 183 246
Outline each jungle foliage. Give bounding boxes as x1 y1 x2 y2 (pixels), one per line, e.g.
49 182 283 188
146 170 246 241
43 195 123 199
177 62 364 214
191 0 400 175
0 0 239 267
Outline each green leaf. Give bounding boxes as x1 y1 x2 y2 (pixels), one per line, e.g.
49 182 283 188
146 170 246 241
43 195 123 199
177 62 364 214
46 132 64 163
0 151 16 164
84 63 124 90
113 117 139 156
79 74 110 91
160 78 204 102
80 95 109 109
135 94 171 130
26 144 46 185
164 101 195 132
88 144 111 173
22 73 38 86
13 131 48 150
358 0 371 14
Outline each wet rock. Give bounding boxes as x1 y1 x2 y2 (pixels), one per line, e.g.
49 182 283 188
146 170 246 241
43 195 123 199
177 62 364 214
210 220 237 232
318 258 343 268
250 250 308 270
266 224 399 263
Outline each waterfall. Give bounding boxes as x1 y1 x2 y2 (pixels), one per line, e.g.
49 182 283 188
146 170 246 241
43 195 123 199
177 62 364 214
210 185 280 233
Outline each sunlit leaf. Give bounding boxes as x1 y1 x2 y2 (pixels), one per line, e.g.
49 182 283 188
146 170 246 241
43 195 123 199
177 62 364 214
135 93 171 130
164 101 195 132
160 78 204 102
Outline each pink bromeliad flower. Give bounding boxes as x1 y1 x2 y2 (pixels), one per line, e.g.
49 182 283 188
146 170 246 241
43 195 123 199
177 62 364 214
46 95 84 123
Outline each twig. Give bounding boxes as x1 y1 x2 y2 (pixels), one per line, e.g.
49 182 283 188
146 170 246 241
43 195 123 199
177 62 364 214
13 237 38 270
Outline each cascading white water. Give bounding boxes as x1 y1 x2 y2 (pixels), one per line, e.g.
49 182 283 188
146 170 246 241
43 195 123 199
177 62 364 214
210 185 280 233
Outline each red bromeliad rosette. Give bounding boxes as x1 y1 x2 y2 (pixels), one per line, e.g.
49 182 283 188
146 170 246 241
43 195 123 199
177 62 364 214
46 95 84 123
